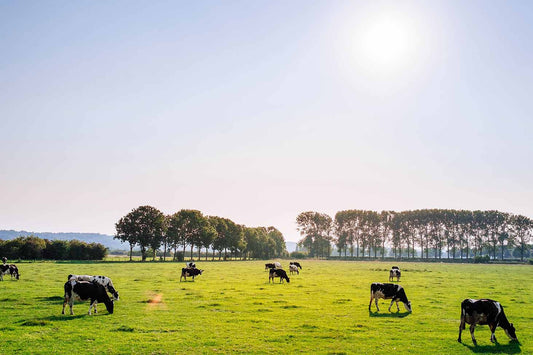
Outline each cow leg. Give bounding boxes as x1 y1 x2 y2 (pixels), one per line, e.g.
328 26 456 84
396 301 400 311
388 299 397 312
458 318 465 343
374 298 380 312
69 299 74 315
469 324 477 346
62 297 67 314
368 295 373 311
489 323 497 343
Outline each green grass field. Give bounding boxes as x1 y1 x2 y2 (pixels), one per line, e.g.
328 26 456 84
1 260 531 354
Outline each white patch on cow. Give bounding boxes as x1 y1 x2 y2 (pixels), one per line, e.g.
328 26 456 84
374 291 385 299
494 302 502 320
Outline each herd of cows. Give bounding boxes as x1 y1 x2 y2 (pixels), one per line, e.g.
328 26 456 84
1 257 520 347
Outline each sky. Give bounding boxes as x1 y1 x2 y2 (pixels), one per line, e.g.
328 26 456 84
1 1 532 242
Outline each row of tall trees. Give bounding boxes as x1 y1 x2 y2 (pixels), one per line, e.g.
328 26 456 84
296 209 533 260
0 236 107 260
115 206 287 261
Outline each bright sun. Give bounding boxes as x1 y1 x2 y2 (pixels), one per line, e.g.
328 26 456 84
354 13 418 75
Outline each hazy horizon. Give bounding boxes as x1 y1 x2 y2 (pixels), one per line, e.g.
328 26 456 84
2 1 532 243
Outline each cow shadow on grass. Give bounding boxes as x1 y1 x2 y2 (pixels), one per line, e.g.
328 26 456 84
368 311 411 318
460 341 521 354
36 296 64 303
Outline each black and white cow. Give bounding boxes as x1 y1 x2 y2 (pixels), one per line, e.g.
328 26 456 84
289 264 299 275
62 280 114 315
389 268 401 282
369 282 412 312
458 299 517 346
186 262 196 268
269 268 290 283
68 274 119 300
9 265 19 280
1 256 7 264
0 264 19 281
180 267 203 282
265 263 276 270
0 264 10 281
290 261 302 269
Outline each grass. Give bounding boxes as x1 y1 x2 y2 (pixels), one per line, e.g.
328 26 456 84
1 260 531 354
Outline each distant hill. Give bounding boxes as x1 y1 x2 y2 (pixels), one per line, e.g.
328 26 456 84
0 230 125 250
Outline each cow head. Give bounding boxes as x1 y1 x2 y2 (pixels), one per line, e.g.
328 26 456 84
108 285 120 300
105 299 114 314
405 301 412 312
505 323 517 341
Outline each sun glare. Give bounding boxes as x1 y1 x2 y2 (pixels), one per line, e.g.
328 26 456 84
353 13 419 75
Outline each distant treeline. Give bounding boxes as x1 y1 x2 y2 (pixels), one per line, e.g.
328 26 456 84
115 206 287 261
297 209 533 261
0 236 107 260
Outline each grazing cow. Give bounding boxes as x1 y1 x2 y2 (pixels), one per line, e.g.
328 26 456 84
9 265 20 280
0 264 10 281
289 264 299 275
265 263 275 270
68 275 119 300
369 282 412 312
389 268 401 282
269 268 290 283
186 262 196 268
290 261 302 269
274 262 282 269
1 256 6 264
458 299 517 346
62 280 114 315
0 264 19 281
180 267 203 282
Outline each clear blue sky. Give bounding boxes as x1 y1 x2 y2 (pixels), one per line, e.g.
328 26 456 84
1 1 532 242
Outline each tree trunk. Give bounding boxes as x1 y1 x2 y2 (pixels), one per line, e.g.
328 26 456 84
141 246 146 262
129 244 133 261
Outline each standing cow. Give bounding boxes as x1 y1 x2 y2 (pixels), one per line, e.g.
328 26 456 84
289 264 299 275
458 298 517 346
0 264 19 281
389 267 401 282
62 280 114 315
269 268 290 283
180 267 203 282
369 282 411 312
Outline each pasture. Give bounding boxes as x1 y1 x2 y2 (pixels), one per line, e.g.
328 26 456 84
1 260 531 354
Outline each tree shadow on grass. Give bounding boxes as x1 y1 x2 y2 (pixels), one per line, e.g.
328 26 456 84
460 341 521 354
368 310 411 318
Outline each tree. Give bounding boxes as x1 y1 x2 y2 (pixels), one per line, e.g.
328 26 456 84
209 216 229 260
115 205 166 261
510 214 533 261
296 211 332 257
